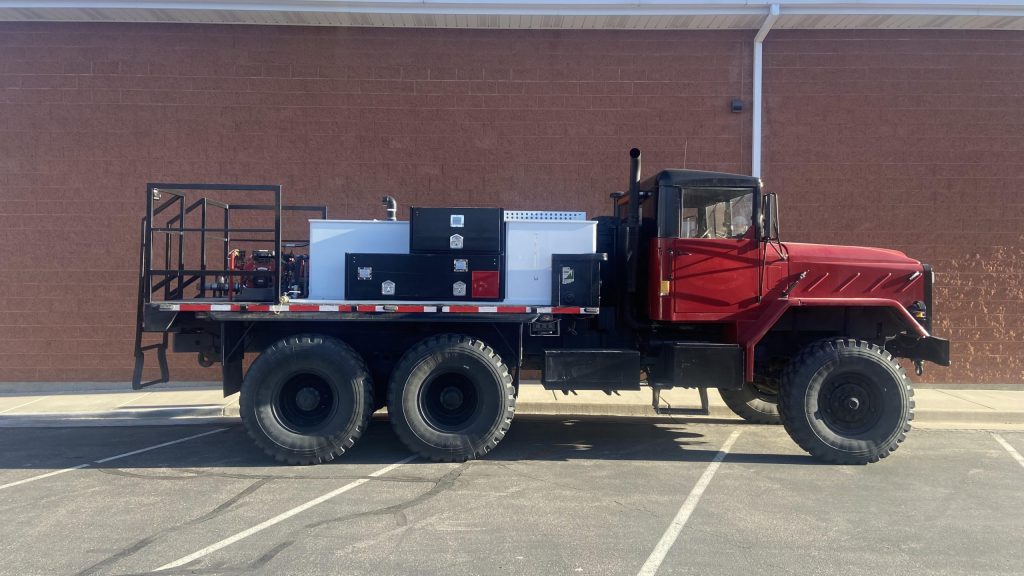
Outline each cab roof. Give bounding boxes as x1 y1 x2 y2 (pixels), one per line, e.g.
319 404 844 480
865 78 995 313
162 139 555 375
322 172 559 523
638 169 762 192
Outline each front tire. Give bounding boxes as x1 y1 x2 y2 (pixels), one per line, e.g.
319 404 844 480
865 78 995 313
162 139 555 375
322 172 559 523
719 381 781 425
388 334 515 462
240 334 374 465
778 339 914 464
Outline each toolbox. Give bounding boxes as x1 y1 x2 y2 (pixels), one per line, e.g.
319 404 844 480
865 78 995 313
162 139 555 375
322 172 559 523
409 207 504 254
551 253 605 307
345 253 504 301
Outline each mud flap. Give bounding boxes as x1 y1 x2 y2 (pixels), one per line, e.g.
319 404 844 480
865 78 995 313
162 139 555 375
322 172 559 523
221 323 245 397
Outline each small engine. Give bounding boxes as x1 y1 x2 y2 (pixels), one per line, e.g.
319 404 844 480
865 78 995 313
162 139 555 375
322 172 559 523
244 249 277 289
281 253 309 299
206 249 309 301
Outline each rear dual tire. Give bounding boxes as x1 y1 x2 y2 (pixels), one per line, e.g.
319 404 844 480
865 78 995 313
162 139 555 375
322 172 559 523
240 335 374 465
388 334 515 462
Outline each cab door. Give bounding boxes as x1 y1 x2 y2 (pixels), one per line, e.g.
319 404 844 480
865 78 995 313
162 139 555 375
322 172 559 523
654 187 761 321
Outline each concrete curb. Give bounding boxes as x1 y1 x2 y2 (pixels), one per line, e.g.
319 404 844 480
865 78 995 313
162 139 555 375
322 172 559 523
0 405 237 428
0 382 221 394
513 401 739 419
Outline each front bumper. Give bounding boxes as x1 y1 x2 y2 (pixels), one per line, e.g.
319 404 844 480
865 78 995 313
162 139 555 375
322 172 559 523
888 334 951 367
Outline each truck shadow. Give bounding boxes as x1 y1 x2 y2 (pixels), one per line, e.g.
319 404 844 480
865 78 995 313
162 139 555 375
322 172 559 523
484 415 822 466
0 415 823 471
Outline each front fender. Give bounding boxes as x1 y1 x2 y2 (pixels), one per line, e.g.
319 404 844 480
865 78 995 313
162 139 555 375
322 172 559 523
738 297 935 382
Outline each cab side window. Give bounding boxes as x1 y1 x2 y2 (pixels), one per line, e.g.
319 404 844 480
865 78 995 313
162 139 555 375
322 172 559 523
679 188 753 239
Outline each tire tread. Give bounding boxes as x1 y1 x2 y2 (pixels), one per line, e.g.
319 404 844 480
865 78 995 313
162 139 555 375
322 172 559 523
778 338 914 465
387 334 515 463
240 334 374 466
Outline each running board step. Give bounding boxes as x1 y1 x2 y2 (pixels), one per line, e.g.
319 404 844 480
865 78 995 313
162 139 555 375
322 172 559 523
652 387 710 416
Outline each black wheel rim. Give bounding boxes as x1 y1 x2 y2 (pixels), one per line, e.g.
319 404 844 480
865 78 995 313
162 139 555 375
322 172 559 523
818 373 883 435
419 372 479 432
274 373 336 433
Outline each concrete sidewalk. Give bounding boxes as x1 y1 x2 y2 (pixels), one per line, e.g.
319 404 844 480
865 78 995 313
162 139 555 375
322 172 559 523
0 383 1022 429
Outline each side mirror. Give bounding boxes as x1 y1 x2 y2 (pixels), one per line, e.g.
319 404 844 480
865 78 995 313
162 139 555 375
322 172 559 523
762 192 780 242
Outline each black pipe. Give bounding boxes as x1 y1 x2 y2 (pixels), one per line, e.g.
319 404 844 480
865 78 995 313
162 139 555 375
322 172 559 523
609 191 624 219
625 148 641 294
627 148 641 226
382 196 397 221
621 147 650 332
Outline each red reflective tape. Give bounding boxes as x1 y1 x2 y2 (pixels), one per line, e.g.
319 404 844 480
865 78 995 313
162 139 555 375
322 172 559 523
551 307 581 314
178 304 211 312
287 305 320 312
356 305 378 312
246 304 271 312
496 306 530 313
446 305 479 313
471 271 500 299
392 305 425 313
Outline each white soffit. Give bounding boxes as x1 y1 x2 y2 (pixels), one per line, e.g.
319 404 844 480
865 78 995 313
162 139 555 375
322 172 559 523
0 1 1021 30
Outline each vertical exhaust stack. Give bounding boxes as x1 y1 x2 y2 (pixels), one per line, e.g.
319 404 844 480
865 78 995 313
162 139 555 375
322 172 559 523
382 196 397 221
625 148 642 294
627 148 641 227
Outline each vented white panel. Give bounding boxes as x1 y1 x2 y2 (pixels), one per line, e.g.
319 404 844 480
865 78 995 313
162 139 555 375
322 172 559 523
504 210 587 222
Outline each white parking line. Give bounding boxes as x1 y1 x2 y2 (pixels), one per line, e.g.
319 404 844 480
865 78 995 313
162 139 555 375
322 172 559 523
0 428 228 492
154 454 417 572
0 396 51 414
992 433 1024 470
637 429 742 576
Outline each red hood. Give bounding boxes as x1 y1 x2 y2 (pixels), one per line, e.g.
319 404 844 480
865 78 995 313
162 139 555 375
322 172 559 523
783 242 919 266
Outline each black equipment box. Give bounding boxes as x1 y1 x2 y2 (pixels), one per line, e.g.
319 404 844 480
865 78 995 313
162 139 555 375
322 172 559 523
345 253 503 301
647 343 743 390
409 207 504 254
551 253 606 307
542 349 641 391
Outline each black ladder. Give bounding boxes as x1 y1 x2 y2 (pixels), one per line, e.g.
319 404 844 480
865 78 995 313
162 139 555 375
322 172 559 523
132 216 169 390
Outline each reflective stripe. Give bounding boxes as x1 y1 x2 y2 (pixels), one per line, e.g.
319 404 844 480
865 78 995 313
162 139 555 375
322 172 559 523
154 303 594 315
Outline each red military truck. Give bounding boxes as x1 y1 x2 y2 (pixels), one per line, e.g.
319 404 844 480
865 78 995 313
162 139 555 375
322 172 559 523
134 149 949 465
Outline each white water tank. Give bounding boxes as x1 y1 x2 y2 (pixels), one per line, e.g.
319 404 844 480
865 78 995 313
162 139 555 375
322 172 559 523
504 220 598 305
308 220 409 300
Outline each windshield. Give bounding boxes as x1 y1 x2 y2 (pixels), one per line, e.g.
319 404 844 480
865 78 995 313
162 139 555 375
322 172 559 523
680 187 754 239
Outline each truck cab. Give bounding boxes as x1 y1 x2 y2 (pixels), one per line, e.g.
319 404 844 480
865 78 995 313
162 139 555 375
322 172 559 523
619 162 948 383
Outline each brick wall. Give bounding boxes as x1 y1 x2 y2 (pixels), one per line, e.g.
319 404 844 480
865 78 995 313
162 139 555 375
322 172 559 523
763 30 1024 384
0 23 751 382
0 23 1019 384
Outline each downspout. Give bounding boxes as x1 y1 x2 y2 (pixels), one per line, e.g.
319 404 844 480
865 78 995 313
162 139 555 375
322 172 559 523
752 3 780 178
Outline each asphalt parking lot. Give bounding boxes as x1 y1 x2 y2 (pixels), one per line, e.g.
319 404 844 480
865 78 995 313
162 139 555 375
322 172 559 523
1 417 1022 576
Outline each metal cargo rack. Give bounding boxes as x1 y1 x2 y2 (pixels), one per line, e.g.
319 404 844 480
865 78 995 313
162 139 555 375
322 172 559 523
133 183 327 388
